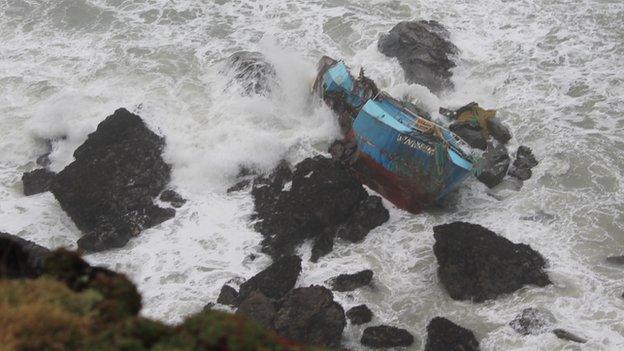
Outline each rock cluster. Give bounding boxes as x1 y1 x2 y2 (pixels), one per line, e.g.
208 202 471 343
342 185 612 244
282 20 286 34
49 108 174 252
378 21 458 93
433 222 551 302
251 156 389 261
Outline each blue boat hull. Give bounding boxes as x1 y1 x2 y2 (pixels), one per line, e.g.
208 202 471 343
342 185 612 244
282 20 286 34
316 57 473 212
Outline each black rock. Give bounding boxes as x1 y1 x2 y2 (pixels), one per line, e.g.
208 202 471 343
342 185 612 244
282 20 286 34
449 122 487 150
336 196 389 243
378 21 458 93
226 179 251 193
346 305 373 325
433 222 551 302
509 146 538 181
217 284 239 307
50 108 174 252
510 308 556 336
606 256 624 265
274 286 346 348
224 51 276 95
238 255 301 301
425 317 480 351
236 292 276 329
329 270 373 292
311 230 334 263
0 232 50 279
252 156 388 259
159 190 186 208
22 168 56 196
553 329 587 344
477 144 511 188
361 325 414 348
487 118 512 144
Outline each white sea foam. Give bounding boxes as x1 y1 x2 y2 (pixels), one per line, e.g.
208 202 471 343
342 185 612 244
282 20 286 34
1 0 623 350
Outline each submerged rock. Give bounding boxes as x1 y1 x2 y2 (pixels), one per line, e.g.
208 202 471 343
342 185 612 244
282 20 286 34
238 255 301 302
449 122 487 150
252 156 388 259
346 304 373 325
606 256 624 265
328 269 373 292
477 144 511 188
509 146 539 181
378 21 458 93
22 168 56 196
274 286 346 348
510 308 556 336
50 108 174 252
0 232 49 279
223 51 276 95
425 317 480 351
361 325 415 348
159 189 186 208
553 329 587 344
433 222 551 302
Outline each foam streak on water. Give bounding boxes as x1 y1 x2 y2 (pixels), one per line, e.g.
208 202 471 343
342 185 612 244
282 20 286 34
1 0 623 349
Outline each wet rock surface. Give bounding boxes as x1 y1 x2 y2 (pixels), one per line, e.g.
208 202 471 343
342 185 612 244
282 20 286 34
433 222 551 302
328 269 373 292
510 308 556 336
449 122 487 150
361 325 415 348
251 156 388 259
238 255 301 302
477 144 511 188
509 146 539 181
236 292 276 329
346 304 373 325
425 317 480 351
487 118 512 144
378 21 458 93
553 329 587 344
223 51 276 95
0 232 50 279
22 168 56 196
50 108 174 252
217 284 239 307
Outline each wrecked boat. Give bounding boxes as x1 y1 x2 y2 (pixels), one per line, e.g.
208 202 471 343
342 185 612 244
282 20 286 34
314 57 474 213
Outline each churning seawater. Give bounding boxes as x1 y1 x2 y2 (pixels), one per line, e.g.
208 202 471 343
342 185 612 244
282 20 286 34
1 0 623 349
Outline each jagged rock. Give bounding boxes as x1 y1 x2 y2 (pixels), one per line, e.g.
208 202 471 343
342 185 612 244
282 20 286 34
226 179 251 193
606 256 624 265
217 284 239 307
252 156 388 259
433 222 551 302
159 190 186 208
238 255 301 301
510 308 556 335
361 325 414 348
553 329 587 344
236 292 276 329
329 270 373 292
346 305 373 325
50 108 174 252
449 122 487 150
22 168 56 196
311 230 334 263
378 21 458 93
487 118 512 144
335 196 389 243
477 144 510 188
425 317 480 351
223 51 276 95
0 232 50 279
273 286 346 348
509 146 538 181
